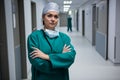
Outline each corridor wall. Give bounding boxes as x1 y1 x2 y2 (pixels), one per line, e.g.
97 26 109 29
84 5 93 43
24 0 48 78
78 0 108 60
95 0 108 59
108 0 120 63
4 0 16 79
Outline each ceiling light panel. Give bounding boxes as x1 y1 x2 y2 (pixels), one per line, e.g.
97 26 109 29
63 1 72 4
64 5 70 8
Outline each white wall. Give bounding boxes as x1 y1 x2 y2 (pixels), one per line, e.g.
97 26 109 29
73 10 77 29
78 0 104 43
108 0 120 63
78 8 83 33
4 0 16 79
31 0 47 29
84 5 93 43
108 0 116 62
78 1 94 43
24 0 48 76
115 0 120 62
24 0 32 75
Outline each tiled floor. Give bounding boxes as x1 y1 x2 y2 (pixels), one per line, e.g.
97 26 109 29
25 27 120 80
59 27 120 80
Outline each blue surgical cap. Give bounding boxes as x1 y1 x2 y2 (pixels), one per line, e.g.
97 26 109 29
42 2 59 15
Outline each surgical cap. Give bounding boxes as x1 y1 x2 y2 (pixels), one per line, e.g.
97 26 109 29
42 2 59 15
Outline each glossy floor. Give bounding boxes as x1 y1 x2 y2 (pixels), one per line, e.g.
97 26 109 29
59 27 120 80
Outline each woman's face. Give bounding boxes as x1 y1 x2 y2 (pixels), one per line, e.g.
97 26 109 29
43 11 59 30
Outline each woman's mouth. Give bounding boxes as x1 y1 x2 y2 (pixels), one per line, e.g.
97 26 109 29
50 23 55 25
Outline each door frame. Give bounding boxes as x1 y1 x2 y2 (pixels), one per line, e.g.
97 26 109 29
82 10 85 36
92 4 97 46
0 0 9 79
18 0 27 78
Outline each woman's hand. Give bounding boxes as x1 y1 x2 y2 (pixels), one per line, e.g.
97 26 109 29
30 47 49 60
62 44 71 53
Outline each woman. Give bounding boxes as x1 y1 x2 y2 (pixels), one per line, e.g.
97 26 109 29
67 15 72 32
27 2 76 80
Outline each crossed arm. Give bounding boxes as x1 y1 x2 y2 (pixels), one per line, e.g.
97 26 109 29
30 44 71 60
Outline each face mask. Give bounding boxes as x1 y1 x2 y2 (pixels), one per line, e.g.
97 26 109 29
44 29 59 38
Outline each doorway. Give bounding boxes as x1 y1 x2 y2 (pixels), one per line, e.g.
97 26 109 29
82 10 85 36
12 0 22 79
17 0 27 79
31 2 37 31
12 0 27 79
95 0 108 59
92 4 97 46
0 0 9 79
76 10 79 31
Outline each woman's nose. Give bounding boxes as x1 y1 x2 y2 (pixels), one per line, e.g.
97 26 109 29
51 17 55 21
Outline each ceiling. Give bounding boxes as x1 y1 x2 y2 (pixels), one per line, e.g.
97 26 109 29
47 0 90 12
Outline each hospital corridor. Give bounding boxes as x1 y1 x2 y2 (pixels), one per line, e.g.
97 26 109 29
60 27 120 80
25 27 120 80
0 0 120 80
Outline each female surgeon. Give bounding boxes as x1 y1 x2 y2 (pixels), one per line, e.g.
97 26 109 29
27 2 76 80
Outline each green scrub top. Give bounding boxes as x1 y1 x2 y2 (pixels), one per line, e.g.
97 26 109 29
67 17 72 28
27 30 76 80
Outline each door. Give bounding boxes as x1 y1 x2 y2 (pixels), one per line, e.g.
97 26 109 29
18 0 27 78
31 2 37 31
76 10 79 31
95 0 108 59
82 10 85 36
0 0 9 79
12 0 27 79
92 4 96 45
115 0 120 63
12 0 22 79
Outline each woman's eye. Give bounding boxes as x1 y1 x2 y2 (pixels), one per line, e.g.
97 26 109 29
47 14 52 17
47 14 59 19
54 15 58 19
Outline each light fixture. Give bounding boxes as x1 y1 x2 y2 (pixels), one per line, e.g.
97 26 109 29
64 5 70 8
63 0 72 12
64 7 69 12
63 1 72 4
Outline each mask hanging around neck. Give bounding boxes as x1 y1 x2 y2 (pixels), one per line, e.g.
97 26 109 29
44 29 59 38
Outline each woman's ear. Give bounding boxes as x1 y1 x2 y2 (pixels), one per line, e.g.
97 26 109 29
42 15 45 25
43 20 44 25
